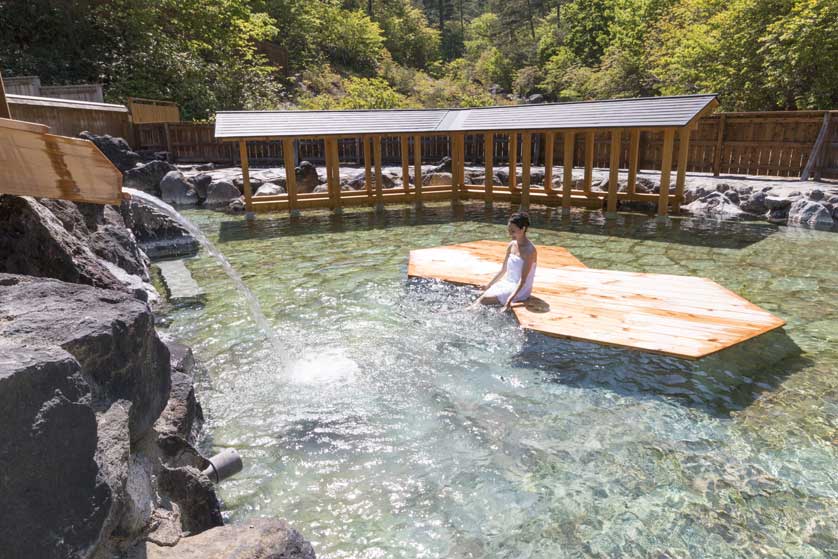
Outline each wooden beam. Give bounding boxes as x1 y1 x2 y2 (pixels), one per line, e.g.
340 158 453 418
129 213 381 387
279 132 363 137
543 132 554 193
414 134 423 204
363 136 372 198
607 129 621 215
484 132 494 202
583 130 594 195
373 135 383 209
401 135 411 196
658 128 676 217
521 132 532 210
562 130 575 210
324 137 336 210
282 138 298 214
508 132 518 191
801 112 831 181
331 137 342 211
674 127 691 212
451 133 464 202
627 129 640 195
0 71 10 119
238 140 253 214
713 114 726 176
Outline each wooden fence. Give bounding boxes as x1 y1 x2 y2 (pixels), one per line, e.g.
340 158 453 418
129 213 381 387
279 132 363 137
127 98 181 124
7 94 132 139
137 110 837 180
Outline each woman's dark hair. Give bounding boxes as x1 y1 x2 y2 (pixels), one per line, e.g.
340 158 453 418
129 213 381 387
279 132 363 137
508 212 530 230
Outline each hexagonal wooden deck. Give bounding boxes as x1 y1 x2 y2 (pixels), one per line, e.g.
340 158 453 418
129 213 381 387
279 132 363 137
407 240 786 360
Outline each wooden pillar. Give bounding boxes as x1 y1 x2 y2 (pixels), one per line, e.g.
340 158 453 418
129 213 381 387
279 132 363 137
400 135 411 196
373 135 383 210
508 132 518 191
543 132 554 193
324 137 338 211
238 140 254 215
562 130 575 210
627 129 640 195
282 138 298 215
332 138 342 212
413 134 423 204
584 130 594 195
658 128 676 217
0 71 10 119
521 132 532 210
363 136 373 198
674 127 691 212
712 115 726 177
606 129 621 216
484 132 494 203
458 133 466 198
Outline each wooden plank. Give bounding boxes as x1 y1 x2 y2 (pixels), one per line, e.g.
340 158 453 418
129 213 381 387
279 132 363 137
658 128 675 216
521 132 532 210
543 132 554 193
484 132 494 201
562 131 575 209
363 136 372 197
330 137 342 211
675 127 691 212
373 135 383 207
627 129 639 195
801 112 831 180
282 138 298 213
508 132 518 191
401 135 411 195
583 130 594 195
414 134 423 203
607 129 621 214
238 140 253 213
713 114 726 176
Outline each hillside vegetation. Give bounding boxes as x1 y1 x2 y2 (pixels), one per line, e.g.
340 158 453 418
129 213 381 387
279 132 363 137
1 0 835 120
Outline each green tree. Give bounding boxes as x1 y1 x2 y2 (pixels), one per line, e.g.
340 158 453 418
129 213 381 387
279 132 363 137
561 0 615 65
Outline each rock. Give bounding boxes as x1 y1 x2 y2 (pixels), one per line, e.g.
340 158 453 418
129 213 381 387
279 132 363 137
787 199 835 227
431 156 452 173
313 183 328 193
190 173 213 200
255 182 285 196
194 162 215 172
526 93 545 104
228 197 246 213
0 343 115 559
157 465 222 535
296 161 321 193
739 191 768 215
724 190 740 204
346 170 395 189
144 518 316 559
205 180 242 206
233 176 264 191
0 274 172 442
809 189 825 201
80 131 142 172
423 172 453 186
124 160 177 196
764 196 792 210
161 171 199 206
768 206 791 223
121 195 200 260
716 183 731 193
635 177 655 194
683 191 745 219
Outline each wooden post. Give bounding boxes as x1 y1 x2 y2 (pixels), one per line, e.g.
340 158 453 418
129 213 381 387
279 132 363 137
238 140 254 215
484 132 494 203
584 130 594 195
674 127 691 212
451 133 464 202
413 134 423 204
658 128 676 217
508 132 518 191
400 135 411 197
562 130 575 210
282 138 298 215
713 114 726 176
363 136 373 198
324 137 336 210
373 135 383 210
543 132 554 193
331 138 342 212
627 129 640 195
0 71 10 119
521 132 532 210
606 129 621 216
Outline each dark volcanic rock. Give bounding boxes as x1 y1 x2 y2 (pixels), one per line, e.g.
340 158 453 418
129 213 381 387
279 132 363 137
121 196 200 259
205 180 241 206
0 274 171 442
787 199 835 228
161 171 199 206
190 173 213 200
296 161 321 193
157 465 223 535
124 160 177 195
80 131 142 172
739 191 768 215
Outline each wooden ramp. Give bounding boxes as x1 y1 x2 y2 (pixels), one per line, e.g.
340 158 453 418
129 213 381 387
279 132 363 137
408 240 786 360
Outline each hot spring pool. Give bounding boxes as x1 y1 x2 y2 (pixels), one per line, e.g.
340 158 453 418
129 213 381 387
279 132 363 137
159 204 837 558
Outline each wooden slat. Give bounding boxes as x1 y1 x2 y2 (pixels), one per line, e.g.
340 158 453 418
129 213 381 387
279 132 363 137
675 127 691 212
583 130 594 195
238 140 253 213
543 132 554 193
658 128 675 216
373 135 383 207
282 138 297 213
363 136 372 197
484 132 494 201
607 129 620 214
521 132 532 210
414 134 423 203
713 114 726 176
508 132 517 191
562 131 575 209
401 135 411 195
627 129 639 195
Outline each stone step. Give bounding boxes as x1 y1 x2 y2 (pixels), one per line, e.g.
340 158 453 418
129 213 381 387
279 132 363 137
155 258 204 301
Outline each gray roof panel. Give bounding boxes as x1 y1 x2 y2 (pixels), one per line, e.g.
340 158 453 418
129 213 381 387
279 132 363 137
215 94 717 139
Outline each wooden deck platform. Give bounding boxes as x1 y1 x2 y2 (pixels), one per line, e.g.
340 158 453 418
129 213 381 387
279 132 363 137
408 240 786 360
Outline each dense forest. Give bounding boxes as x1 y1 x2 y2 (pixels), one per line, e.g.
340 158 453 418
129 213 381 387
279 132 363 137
1 0 836 120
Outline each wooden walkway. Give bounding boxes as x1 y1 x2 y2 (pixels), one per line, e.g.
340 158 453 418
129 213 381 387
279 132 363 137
408 240 786 359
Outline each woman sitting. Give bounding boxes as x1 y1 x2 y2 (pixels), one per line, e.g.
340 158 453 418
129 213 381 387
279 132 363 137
474 212 537 311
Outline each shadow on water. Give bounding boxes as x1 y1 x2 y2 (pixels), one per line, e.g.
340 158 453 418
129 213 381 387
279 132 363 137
511 328 809 418
215 202 778 249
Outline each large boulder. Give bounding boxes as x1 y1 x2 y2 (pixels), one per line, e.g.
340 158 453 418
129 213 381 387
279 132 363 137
296 161 321 193
189 173 213 201
255 182 285 196
787 198 835 228
160 171 199 206
739 191 768 215
121 195 200 260
423 172 453 186
205 180 241 206
0 274 171 442
124 160 177 196
79 131 141 172
683 191 745 219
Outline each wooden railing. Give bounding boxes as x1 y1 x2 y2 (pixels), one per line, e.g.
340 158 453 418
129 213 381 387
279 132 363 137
135 110 838 180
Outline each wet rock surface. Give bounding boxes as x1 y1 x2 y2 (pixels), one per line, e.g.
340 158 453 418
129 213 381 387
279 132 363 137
80 131 142 172
161 171 199 206
121 195 200 260
124 160 177 195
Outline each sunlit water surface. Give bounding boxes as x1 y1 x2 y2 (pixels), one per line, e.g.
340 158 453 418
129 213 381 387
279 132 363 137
159 204 837 559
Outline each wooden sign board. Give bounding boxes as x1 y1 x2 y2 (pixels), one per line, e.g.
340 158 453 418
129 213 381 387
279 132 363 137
0 117 122 205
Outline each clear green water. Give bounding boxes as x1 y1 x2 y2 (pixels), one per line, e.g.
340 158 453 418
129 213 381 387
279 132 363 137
160 204 837 558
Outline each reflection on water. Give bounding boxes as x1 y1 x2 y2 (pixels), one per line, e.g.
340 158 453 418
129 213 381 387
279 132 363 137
160 203 838 558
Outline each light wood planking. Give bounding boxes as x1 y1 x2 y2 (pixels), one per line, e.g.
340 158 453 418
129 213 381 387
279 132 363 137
407 240 785 359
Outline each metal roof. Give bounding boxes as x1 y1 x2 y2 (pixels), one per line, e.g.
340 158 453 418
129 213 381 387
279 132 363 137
215 94 718 139
6 94 128 112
